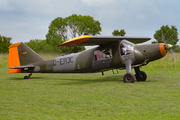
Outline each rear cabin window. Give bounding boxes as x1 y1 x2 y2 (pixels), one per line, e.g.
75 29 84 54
94 49 113 60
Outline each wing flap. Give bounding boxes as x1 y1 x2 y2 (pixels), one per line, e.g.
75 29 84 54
57 36 151 47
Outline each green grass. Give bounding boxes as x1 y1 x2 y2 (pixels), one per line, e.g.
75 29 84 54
0 53 180 119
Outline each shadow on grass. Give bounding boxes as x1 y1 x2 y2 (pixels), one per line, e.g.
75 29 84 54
6 75 123 85
56 78 158 85
58 79 122 85
6 77 43 80
6 73 158 85
51 74 125 85
136 79 158 83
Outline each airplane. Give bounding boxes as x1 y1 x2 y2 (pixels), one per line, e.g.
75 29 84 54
8 36 173 83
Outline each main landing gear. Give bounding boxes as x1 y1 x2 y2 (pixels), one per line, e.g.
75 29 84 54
123 66 147 83
134 67 147 81
24 73 32 79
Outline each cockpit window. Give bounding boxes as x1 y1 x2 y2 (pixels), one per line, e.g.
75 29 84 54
120 40 134 55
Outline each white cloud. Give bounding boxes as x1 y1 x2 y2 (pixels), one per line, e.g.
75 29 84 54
9 0 82 17
0 0 180 44
81 0 114 6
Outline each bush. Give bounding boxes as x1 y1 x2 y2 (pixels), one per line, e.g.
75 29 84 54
0 35 11 53
25 39 85 53
25 39 62 53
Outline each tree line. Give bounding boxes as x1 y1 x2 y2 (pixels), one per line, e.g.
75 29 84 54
0 14 179 53
0 35 11 53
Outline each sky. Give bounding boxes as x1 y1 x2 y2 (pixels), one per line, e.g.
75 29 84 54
0 0 180 48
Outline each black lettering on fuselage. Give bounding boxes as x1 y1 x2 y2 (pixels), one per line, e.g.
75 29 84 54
60 57 73 65
60 58 64 65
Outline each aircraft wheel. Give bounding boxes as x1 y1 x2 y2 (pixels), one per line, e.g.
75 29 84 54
24 76 29 79
135 71 147 81
123 73 135 83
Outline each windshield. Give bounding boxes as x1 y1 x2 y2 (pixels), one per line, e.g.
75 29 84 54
120 40 134 55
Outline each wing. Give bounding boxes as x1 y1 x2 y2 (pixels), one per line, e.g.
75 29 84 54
57 36 151 47
9 64 34 69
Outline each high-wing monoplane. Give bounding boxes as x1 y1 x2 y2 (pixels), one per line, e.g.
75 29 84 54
8 36 173 83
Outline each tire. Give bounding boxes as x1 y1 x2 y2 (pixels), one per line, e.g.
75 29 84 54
123 73 135 83
24 76 29 79
135 71 147 81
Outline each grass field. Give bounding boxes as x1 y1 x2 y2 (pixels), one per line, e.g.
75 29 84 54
0 53 180 119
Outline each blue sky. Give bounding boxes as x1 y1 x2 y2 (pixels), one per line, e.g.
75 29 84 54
0 0 180 46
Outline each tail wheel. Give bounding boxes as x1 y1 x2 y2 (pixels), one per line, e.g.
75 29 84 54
24 76 29 79
24 73 32 79
123 73 135 83
135 71 147 81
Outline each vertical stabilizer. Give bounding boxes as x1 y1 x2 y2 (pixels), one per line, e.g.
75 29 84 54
8 42 44 73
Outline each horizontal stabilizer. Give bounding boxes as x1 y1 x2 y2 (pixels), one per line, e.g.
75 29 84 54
9 64 34 69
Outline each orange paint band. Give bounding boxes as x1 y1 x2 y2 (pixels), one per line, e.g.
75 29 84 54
8 43 21 73
159 43 167 57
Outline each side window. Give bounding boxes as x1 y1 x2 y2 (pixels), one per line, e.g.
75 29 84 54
94 48 113 60
94 50 102 60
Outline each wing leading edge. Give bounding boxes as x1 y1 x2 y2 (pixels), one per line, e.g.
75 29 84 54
57 36 151 47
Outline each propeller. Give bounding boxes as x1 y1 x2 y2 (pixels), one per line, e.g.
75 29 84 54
161 31 176 61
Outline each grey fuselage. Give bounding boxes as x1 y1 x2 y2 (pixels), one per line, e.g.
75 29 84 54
25 40 164 74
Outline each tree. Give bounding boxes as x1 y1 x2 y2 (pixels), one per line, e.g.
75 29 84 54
0 35 11 53
46 17 66 46
46 14 102 53
112 29 126 36
153 25 179 50
65 14 101 39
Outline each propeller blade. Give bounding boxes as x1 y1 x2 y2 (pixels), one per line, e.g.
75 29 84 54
161 31 167 44
161 31 176 61
170 49 176 61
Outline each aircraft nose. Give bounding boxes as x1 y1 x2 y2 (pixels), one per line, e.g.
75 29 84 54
165 44 173 50
159 43 167 57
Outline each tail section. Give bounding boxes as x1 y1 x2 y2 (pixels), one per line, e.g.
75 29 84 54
8 42 44 73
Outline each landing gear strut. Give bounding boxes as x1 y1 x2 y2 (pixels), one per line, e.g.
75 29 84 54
134 67 147 81
24 73 32 79
123 59 135 83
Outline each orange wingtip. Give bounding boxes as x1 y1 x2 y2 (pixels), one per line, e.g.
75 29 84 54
57 36 91 47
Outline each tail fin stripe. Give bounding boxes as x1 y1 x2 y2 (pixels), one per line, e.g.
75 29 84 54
8 43 22 73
